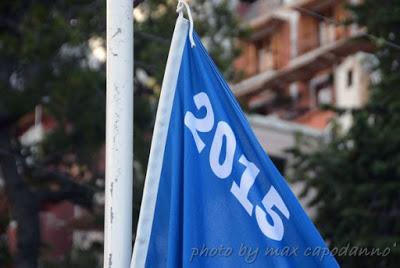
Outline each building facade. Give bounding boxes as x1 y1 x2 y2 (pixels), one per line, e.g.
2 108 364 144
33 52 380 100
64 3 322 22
233 0 373 175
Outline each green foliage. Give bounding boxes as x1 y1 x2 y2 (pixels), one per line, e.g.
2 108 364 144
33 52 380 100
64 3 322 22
0 0 242 167
134 0 244 87
0 0 242 265
0 0 107 164
290 1 400 267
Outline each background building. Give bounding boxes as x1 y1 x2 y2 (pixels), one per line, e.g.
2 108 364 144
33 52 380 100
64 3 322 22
233 0 374 175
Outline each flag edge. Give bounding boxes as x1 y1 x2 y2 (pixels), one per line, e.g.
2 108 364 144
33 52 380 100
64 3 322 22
131 15 190 268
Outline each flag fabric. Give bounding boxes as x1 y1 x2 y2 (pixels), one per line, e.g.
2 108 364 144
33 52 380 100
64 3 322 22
132 14 340 268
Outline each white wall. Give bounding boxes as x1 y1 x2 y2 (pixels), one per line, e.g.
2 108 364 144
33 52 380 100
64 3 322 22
334 52 370 130
248 115 325 219
335 53 369 109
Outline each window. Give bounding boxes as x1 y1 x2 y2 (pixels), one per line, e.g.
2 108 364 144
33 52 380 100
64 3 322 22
319 21 336 46
318 7 335 46
257 45 266 72
318 88 332 105
256 38 274 72
347 69 353 88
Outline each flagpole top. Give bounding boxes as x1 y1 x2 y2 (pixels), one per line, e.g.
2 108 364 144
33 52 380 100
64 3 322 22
176 0 196 48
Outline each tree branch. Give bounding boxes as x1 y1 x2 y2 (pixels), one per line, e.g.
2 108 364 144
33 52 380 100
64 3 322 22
32 169 95 210
134 0 145 8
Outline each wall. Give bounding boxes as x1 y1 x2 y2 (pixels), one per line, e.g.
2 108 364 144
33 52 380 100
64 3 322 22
271 22 292 69
335 53 369 109
334 52 370 130
297 14 319 55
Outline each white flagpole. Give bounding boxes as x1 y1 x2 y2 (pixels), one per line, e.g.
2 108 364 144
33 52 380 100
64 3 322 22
105 0 133 267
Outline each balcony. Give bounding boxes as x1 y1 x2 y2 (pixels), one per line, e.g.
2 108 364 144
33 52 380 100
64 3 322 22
232 33 373 97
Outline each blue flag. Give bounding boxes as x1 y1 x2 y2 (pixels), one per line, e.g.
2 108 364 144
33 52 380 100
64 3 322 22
132 12 339 268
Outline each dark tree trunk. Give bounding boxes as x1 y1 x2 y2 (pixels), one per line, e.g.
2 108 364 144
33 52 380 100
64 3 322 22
0 127 94 268
0 132 40 268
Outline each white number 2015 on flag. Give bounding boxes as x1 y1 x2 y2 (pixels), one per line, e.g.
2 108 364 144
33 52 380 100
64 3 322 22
184 92 290 241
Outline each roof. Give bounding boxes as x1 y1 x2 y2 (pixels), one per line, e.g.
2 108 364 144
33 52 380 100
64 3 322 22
295 109 335 130
249 113 327 138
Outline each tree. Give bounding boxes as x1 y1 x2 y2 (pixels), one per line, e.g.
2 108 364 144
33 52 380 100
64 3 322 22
0 0 242 267
290 1 400 267
0 1 106 267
